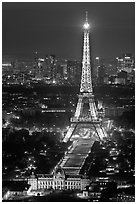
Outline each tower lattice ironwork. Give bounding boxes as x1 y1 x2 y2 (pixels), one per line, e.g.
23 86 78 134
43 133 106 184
63 12 107 143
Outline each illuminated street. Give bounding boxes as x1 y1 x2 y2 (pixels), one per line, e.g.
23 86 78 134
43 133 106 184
60 137 96 175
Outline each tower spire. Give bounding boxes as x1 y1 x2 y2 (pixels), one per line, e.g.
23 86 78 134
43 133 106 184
85 11 88 22
62 13 107 144
80 12 92 93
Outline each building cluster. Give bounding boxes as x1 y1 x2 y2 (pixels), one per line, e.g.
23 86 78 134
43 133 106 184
2 171 135 201
2 54 81 86
2 167 89 200
2 181 31 200
2 53 135 86
33 54 81 85
2 11 135 202
94 53 135 85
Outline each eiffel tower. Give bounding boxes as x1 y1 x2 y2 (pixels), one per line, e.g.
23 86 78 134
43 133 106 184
63 12 107 144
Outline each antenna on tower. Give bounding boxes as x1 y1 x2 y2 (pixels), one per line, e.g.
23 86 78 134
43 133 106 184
85 11 88 22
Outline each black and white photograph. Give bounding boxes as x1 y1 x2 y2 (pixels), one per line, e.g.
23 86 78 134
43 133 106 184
2 2 135 202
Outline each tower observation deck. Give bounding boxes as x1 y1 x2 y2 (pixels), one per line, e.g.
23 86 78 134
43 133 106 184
59 12 107 176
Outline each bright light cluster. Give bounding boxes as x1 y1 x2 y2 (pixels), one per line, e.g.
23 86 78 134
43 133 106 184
83 22 90 30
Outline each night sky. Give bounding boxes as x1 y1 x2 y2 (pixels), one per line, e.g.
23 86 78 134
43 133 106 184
2 2 135 60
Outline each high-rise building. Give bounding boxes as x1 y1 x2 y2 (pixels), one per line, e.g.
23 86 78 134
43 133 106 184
100 58 117 76
93 57 100 78
67 60 81 84
37 58 45 79
44 55 57 81
98 65 106 84
116 53 134 73
33 51 39 75
56 58 68 83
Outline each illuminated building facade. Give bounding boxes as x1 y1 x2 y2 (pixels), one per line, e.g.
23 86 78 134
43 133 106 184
67 60 81 84
36 58 45 79
45 55 57 81
93 57 100 78
98 65 106 84
28 168 89 191
116 53 134 73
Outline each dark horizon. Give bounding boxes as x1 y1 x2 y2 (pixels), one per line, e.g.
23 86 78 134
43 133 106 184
2 2 135 60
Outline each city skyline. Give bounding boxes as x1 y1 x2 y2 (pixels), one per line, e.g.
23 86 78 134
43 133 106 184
3 2 135 60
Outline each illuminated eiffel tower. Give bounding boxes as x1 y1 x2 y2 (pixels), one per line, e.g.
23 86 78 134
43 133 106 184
63 12 107 143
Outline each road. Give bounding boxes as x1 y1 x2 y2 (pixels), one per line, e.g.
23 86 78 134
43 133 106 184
60 132 96 175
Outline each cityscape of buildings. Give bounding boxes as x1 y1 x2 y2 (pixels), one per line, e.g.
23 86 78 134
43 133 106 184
3 52 135 86
2 3 135 202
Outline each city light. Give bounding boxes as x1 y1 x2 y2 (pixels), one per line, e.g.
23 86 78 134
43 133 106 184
2 5 135 202
2 63 11 66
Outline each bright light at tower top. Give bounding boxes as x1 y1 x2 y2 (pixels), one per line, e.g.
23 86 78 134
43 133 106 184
83 11 90 30
83 22 90 30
